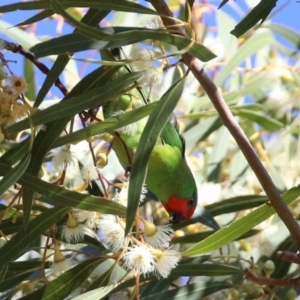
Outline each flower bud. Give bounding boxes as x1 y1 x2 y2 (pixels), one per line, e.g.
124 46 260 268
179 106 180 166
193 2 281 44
287 288 297 300
38 168 44 179
143 219 157 237
264 260 275 278
243 280 263 297
101 133 114 142
97 153 108 168
229 288 239 300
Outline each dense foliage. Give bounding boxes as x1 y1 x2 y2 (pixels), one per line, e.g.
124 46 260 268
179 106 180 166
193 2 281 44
0 0 299 299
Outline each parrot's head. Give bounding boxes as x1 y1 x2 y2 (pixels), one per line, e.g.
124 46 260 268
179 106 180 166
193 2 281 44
163 192 197 224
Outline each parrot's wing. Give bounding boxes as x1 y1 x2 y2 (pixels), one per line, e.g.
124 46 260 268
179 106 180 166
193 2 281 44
161 115 184 153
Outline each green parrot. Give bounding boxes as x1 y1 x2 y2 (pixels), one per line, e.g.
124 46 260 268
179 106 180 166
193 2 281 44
104 48 219 228
111 114 197 223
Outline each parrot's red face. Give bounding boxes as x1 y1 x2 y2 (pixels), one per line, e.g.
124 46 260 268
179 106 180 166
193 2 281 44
163 195 197 223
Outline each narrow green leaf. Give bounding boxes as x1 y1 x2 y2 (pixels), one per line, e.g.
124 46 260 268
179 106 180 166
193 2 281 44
141 277 175 298
0 217 24 236
16 9 54 27
207 126 230 180
20 257 105 300
0 2 47 12
0 161 126 216
206 195 268 216
24 56 36 101
0 1 156 15
34 54 70 107
72 284 120 300
214 31 274 86
30 32 134 57
0 265 7 283
52 103 156 148
0 139 30 166
87 267 112 292
0 270 35 293
141 282 233 300
173 229 259 244
7 260 48 272
218 0 229 9
235 109 283 132
104 28 215 61
170 263 241 277
30 28 215 62
50 0 109 40
182 185 300 256
0 206 69 268
0 153 30 197
230 0 278 38
35 9 109 107
125 78 185 235
264 24 300 50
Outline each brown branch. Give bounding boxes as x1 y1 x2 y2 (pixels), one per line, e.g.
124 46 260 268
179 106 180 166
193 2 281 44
148 0 300 250
276 251 300 264
4 41 68 96
245 269 300 286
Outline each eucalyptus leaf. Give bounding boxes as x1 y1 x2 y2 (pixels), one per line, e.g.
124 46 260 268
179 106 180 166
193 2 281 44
20 257 105 300
230 0 278 37
183 185 300 256
0 0 156 15
141 282 234 300
0 206 69 268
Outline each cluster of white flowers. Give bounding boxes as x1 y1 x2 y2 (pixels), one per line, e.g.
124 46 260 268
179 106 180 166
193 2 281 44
53 179 181 279
97 184 181 278
51 144 100 186
130 45 165 97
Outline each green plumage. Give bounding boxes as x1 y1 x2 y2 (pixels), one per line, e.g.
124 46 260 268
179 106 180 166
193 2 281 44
111 113 198 221
146 143 197 203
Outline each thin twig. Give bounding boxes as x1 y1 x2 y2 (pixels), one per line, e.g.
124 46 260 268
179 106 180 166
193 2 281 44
276 251 300 264
4 41 68 96
148 0 300 250
245 269 300 286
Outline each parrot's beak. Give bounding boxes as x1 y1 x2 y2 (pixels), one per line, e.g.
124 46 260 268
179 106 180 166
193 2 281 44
171 212 186 224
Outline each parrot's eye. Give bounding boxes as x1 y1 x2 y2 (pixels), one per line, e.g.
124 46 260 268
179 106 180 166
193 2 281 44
187 197 195 207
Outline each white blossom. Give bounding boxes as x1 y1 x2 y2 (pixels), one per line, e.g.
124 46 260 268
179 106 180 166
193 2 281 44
61 213 86 243
137 68 164 95
52 146 77 174
154 249 181 278
123 245 155 276
143 222 173 249
113 182 147 207
51 246 73 275
72 208 98 229
98 215 126 251
142 17 161 30
129 45 165 96
52 257 72 275
61 223 85 243
80 164 99 182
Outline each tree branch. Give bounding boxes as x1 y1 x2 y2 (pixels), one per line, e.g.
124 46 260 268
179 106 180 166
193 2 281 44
148 0 300 250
